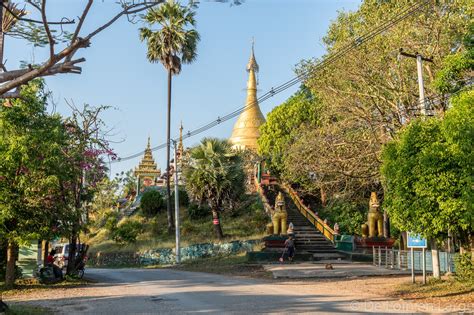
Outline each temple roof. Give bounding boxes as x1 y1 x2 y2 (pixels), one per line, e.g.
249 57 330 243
230 43 266 151
134 137 161 177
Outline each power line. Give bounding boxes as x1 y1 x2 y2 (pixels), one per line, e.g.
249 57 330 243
112 0 432 164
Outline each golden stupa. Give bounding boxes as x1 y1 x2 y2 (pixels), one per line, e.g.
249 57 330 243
229 44 266 150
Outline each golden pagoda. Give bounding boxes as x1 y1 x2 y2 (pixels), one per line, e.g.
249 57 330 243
229 43 266 150
134 137 161 192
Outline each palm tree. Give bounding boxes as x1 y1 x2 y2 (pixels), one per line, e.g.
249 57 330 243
140 0 200 234
183 138 245 239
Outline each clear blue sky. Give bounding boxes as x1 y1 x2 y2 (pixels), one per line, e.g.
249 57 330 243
9 0 361 177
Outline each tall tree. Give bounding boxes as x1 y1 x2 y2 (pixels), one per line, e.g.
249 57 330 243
381 90 474 274
293 0 471 199
139 0 200 234
183 138 244 239
257 87 321 176
0 80 71 286
61 103 114 275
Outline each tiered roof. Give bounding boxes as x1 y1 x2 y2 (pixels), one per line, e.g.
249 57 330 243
134 137 161 177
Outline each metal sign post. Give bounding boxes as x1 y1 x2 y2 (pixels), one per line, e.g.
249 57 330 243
411 248 415 283
173 141 180 264
422 248 426 284
407 232 428 285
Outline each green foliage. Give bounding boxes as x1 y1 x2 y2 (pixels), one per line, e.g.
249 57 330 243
184 138 245 212
112 220 143 244
186 203 210 220
139 0 200 73
433 24 474 94
292 0 471 199
381 90 474 242
140 190 164 217
257 88 321 175
0 80 72 243
183 138 245 238
104 212 119 233
320 200 366 235
171 188 190 208
454 253 474 284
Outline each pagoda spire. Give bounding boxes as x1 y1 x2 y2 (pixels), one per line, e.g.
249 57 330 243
229 41 266 150
134 137 161 179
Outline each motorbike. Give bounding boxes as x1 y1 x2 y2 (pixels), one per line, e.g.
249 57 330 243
36 244 88 283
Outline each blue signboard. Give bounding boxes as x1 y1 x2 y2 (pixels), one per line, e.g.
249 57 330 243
407 232 427 248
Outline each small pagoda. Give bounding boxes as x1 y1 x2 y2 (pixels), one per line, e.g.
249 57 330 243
134 137 162 193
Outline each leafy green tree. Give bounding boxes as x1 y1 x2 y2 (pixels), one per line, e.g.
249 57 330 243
258 88 321 175
0 80 71 286
140 190 164 217
433 24 474 94
381 90 473 256
183 138 245 239
61 104 114 276
294 0 471 199
140 0 200 234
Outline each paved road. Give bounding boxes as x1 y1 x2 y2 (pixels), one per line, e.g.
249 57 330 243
6 268 471 314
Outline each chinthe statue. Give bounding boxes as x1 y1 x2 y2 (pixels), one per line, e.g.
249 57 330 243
266 192 288 235
361 192 383 238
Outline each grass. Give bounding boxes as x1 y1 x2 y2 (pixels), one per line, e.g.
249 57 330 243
86 194 268 255
391 276 474 304
0 278 90 297
5 305 53 315
166 253 272 279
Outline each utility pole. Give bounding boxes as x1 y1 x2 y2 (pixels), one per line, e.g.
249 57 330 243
173 140 180 264
399 48 434 116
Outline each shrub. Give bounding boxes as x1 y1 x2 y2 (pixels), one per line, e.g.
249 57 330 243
170 188 190 207
454 253 474 284
140 190 164 217
320 200 366 235
186 203 209 220
104 212 119 232
112 220 143 244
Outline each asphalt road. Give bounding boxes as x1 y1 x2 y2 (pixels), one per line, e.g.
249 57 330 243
7 268 471 314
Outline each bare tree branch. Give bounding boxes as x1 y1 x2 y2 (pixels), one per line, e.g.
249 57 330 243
0 0 163 98
40 0 55 60
70 0 93 46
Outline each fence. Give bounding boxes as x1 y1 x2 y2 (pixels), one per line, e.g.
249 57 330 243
372 246 455 273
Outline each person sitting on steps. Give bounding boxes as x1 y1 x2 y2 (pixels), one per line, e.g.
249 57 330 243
284 236 296 262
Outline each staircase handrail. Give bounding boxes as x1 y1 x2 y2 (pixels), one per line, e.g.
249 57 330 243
282 184 336 243
255 177 273 216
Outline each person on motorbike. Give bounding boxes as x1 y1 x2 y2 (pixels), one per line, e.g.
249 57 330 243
46 249 63 279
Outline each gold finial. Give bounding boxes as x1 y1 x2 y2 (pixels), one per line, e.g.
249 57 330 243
147 136 151 149
246 38 259 73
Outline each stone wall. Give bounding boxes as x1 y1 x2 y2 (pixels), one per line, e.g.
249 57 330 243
88 240 260 267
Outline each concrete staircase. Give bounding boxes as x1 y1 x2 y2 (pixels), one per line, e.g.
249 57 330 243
284 193 344 260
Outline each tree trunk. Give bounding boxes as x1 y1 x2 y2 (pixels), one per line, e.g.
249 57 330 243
383 210 390 238
400 231 407 250
431 239 441 279
43 240 49 266
5 241 17 288
212 210 224 239
320 187 327 208
67 226 78 275
0 3 4 72
470 232 474 263
165 68 174 234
